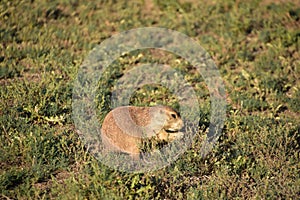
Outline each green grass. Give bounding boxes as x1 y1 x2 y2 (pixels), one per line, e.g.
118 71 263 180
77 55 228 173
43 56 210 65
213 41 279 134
1 0 300 199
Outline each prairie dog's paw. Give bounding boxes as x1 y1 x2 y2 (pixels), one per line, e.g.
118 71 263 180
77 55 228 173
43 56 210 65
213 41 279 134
176 132 184 139
167 132 184 140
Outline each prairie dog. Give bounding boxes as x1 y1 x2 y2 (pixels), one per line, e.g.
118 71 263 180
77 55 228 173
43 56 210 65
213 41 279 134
101 105 184 158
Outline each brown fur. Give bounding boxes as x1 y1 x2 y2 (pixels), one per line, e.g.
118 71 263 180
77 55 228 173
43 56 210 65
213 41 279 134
101 105 184 158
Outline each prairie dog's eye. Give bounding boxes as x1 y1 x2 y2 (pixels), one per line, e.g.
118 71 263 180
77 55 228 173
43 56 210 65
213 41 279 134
171 113 177 119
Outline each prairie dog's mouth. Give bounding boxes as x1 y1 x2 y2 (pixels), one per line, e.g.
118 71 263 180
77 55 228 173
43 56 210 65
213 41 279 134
165 129 180 133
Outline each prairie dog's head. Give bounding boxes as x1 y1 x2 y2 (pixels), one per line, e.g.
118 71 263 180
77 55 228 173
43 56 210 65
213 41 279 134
161 106 184 132
149 106 184 132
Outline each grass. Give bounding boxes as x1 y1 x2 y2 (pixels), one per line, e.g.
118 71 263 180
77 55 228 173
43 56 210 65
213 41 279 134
1 0 300 199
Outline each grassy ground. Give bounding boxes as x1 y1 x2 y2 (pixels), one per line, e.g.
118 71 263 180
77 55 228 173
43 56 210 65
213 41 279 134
1 0 300 199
